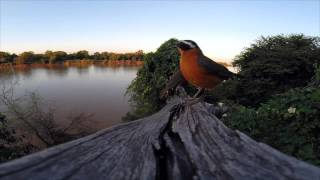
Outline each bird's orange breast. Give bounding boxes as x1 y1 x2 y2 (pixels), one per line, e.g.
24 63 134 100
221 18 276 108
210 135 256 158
179 49 222 89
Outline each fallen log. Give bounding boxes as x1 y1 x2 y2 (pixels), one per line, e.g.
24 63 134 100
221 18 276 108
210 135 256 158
0 97 319 180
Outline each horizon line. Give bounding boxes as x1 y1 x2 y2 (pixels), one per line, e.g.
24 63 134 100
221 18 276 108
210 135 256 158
0 49 234 62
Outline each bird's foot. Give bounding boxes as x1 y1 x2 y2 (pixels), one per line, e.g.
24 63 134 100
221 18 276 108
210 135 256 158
175 86 188 98
184 96 204 106
170 96 204 116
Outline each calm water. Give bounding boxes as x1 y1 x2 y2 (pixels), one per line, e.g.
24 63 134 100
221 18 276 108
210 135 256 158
0 65 140 129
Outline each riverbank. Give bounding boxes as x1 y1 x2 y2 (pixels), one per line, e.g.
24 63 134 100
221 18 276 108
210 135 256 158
0 60 143 70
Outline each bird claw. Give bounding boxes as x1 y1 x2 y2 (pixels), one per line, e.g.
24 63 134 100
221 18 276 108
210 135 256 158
184 96 204 106
175 86 188 98
170 96 204 116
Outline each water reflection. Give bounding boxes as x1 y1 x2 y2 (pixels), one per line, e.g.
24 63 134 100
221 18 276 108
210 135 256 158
0 65 140 129
45 67 69 78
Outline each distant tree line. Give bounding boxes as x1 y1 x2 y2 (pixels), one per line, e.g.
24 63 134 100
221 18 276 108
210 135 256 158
0 50 144 65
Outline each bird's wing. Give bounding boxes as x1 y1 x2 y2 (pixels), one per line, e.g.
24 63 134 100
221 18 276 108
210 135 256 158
198 55 235 79
160 69 186 98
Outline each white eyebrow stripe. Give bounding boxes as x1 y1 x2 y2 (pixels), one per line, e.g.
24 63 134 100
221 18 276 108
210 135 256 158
181 40 195 48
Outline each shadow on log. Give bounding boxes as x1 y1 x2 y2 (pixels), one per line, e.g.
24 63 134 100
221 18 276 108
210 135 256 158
0 96 319 180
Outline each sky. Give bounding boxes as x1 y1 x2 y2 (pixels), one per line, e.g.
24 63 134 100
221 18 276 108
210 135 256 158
0 0 319 62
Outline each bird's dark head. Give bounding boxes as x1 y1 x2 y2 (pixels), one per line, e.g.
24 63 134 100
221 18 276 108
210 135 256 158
177 40 199 51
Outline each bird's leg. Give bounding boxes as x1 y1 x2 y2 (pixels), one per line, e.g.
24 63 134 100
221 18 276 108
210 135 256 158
192 88 205 98
175 86 188 98
183 88 205 106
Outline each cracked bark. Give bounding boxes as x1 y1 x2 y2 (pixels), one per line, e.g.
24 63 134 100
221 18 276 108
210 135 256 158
0 97 319 180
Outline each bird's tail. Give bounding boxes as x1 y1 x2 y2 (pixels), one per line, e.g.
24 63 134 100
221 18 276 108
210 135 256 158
160 70 186 99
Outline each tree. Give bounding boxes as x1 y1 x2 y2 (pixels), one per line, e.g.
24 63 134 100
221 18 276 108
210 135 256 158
67 52 77 60
10 53 18 63
54 51 67 63
109 53 120 60
221 34 319 107
135 50 144 60
76 50 89 60
15 51 35 64
0 52 12 63
223 83 320 166
93 52 103 60
0 81 96 150
101 52 110 60
43 51 67 64
212 36 320 166
124 39 182 120
1 50 145 64
43 50 53 63
0 113 35 162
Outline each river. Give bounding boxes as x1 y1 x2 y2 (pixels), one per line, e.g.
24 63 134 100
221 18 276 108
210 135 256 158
0 65 140 129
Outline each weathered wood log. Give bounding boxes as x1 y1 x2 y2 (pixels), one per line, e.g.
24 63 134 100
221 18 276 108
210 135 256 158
0 97 319 180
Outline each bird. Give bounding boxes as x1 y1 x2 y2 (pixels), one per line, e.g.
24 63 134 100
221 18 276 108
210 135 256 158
161 40 236 104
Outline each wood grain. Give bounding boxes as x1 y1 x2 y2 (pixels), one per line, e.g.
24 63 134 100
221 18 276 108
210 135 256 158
0 96 319 180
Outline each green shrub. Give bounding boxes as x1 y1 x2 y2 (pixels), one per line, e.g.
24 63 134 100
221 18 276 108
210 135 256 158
223 87 320 165
230 34 320 107
0 113 35 162
310 64 320 86
124 39 181 120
